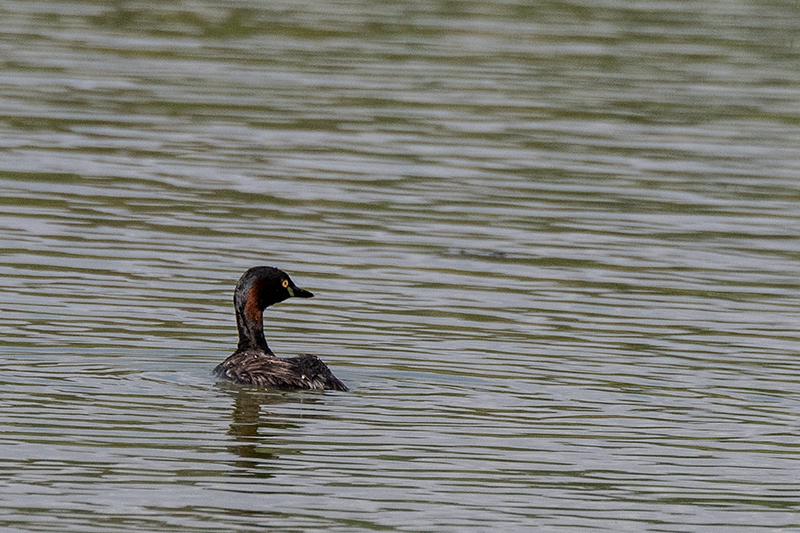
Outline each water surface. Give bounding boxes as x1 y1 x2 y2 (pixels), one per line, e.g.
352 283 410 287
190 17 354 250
2 0 800 531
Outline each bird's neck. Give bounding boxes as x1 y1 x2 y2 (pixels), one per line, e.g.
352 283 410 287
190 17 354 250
235 307 272 354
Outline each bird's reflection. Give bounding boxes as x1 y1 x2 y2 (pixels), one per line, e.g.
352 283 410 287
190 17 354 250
218 382 323 476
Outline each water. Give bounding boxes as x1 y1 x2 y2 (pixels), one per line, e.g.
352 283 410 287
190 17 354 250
2 0 800 531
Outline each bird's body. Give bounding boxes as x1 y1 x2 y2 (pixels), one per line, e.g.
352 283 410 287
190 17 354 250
212 266 347 391
214 350 346 390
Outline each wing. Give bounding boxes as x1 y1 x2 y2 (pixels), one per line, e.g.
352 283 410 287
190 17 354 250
213 351 347 391
289 354 349 391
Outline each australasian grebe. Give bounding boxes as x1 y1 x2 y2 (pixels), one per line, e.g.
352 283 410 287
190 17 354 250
212 266 347 391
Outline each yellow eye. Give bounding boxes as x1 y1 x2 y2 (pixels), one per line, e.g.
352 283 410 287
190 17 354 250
281 279 289 288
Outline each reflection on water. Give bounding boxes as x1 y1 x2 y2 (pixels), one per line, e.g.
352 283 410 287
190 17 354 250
224 386 308 474
1 0 800 531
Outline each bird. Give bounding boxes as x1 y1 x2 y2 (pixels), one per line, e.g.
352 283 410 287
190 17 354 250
212 266 347 391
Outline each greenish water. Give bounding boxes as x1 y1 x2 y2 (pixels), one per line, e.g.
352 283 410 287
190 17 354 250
2 1 800 531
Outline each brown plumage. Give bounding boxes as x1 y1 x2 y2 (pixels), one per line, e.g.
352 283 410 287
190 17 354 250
212 266 347 391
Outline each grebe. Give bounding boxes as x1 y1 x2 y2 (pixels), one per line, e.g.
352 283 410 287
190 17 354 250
212 266 347 391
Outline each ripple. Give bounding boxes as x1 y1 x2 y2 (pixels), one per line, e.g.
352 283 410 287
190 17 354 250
2 0 800 531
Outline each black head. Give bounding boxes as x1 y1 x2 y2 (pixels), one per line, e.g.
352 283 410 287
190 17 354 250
235 266 313 315
233 266 314 353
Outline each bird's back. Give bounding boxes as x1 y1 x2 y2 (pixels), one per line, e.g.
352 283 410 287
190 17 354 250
213 350 348 391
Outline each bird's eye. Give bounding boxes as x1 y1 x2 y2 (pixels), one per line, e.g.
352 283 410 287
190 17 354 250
281 279 289 288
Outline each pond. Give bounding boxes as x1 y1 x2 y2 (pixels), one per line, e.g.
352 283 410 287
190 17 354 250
1 1 800 531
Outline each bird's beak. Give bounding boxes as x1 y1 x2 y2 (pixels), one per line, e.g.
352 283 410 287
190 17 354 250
288 286 314 298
